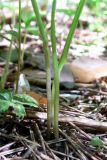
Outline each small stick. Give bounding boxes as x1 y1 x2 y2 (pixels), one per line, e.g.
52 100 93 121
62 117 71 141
33 122 46 154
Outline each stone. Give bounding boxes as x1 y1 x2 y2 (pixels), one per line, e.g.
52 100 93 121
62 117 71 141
63 57 107 83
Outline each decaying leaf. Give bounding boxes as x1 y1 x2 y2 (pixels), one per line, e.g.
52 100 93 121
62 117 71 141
27 91 47 107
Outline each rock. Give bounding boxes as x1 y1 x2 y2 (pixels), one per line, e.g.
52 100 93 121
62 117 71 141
25 54 46 70
60 64 75 82
69 56 107 83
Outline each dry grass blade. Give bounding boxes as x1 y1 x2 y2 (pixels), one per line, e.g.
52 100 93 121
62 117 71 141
70 132 100 160
35 150 54 160
7 158 28 160
59 129 101 160
0 142 15 152
33 122 60 160
68 121 91 140
52 148 79 159
59 129 87 160
32 122 46 154
44 141 60 160
0 147 24 156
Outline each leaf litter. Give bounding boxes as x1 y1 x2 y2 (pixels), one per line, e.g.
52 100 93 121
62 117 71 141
1 1 107 160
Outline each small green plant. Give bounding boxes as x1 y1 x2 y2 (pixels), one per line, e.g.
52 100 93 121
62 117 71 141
31 0 52 138
31 0 85 139
90 137 104 149
0 90 38 118
0 0 38 120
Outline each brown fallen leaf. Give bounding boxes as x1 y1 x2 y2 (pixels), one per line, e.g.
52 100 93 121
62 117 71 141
27 91 47 107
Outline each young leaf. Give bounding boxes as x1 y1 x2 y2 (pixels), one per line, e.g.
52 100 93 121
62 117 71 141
8 30 19 39
0 90 13 101
90 137 103 148
21 9 35 27
13 94 38 107
59 0 86 72
26 27 39 35
0 99 11 113
0 99 26 118
12 103 26 118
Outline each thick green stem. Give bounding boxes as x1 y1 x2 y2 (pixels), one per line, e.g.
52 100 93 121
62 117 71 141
51 81 55 124
21 31 27 68
51 77 59 136
52 76 59 139
15 0 21 93
51 0 59 138
31 0 52 135
31 0 85 139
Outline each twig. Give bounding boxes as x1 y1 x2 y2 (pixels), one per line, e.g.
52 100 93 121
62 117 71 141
68 122 91 140
29 111 107 132
51 149 79 160
33 122 46 154
0 147 24 156
44 141 60 160
59 129 87 160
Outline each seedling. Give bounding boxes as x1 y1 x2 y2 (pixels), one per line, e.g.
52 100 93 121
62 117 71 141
0 0 38 120
0 0 85 139
90 137 104 149
0 90 38 118
31 0 85 139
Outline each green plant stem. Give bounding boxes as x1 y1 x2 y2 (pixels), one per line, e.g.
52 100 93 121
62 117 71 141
51 0 59 139
31 0 52 135
51 81 55 123
21 31 27 67
0 37 13 90
15 0 21 93
58 0 86 72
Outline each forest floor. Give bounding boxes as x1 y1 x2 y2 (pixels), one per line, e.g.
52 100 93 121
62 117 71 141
0 2 107 160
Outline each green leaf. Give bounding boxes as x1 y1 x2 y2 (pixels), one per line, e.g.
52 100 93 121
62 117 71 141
26 27 39 35
57 8 75 17
14 23 24 30
0 2 16 11
0 49 18 63
12 103 26 118
13 94 38 107
8 30 19 39
21 9 35 27
0 99 26 118
59 0 86 72
90 137 103 148
0 90 13 101
0 99 11 112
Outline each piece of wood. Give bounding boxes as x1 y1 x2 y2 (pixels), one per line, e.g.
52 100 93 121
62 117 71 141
26 111 107 132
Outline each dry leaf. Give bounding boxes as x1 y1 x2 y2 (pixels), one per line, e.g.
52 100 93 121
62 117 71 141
27 91 47 107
